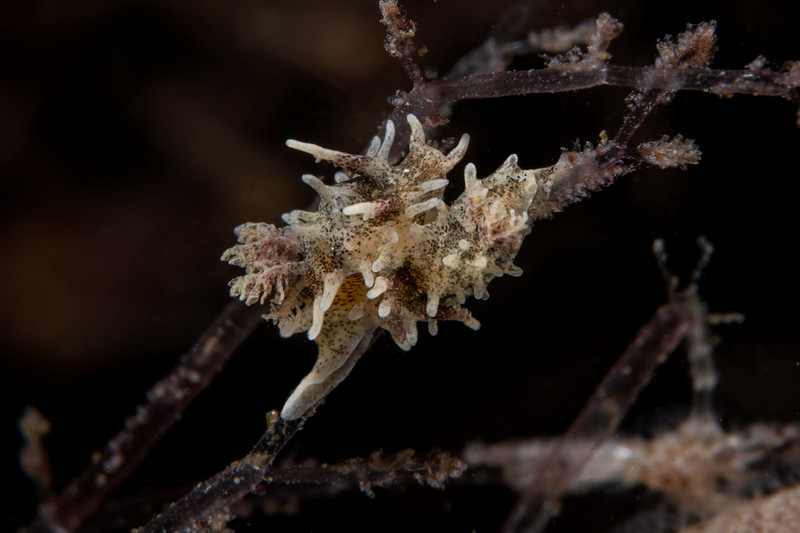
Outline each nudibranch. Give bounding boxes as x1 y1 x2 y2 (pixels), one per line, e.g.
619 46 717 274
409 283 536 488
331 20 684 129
222 114 579 419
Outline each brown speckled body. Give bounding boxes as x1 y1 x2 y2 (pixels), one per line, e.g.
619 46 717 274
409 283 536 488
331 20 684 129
222 114 551 419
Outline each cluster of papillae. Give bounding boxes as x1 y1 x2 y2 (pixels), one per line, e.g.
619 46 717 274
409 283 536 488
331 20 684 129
222 114 551 418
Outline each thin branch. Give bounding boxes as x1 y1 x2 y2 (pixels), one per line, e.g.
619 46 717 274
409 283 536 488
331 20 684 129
257 448 467 498
137 412 306 532
69 449 468 531
524 20 716 219
500 236 731 533
136 326 382 531
501 301 694 533
391 63 800 122
467 420 800 519
390 41 799 131
379 0 425 87
444 1 586 79
23 301 263 533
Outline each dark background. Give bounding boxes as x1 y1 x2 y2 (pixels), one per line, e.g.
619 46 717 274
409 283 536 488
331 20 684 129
3 0 799 531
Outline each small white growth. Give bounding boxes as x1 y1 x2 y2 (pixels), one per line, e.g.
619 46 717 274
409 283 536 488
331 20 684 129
407 114 425 139
301 174 330 201
284 139 329 162
367 277 389 299
319 273 342 312
449 134 470 161
464 316 481 330
470 256 488 269
343 201 382 220
360 268 375 288
377 119 395 160
371 256 387 273
406 198 445 218
464 162 478 189
442 254 459 268
378 298 392 318
406 323 419 346
426 294 440 318
417 178 449 192
281 209 304 226
365 134 382 157
308 299 324 340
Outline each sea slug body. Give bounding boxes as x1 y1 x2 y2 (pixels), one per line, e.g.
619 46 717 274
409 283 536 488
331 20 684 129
222 114 553 419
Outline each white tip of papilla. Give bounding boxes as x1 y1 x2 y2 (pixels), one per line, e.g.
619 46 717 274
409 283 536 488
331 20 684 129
281 390 306 420
442 253 459 268
319 273 342 312
503 153 519 167
361 268 375 288
366 135 382 157
308 299 324 341
282 209 307 226
285 139 316 155
464 163 477 189
406 114 425 144
308 321 322 341
371 256 386 273
406 322 418 346
342 201 381 220
377 119 395 160
448 133 470 161
367 277 389 299
301 174 328 197
406 198 444 218
286 139 343 164
378 298 392 318
426 294 440 318
417 178 449 193
470 255 489 269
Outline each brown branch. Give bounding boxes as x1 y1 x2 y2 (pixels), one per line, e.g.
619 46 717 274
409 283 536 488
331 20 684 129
524 20 717 220
390 63 800 127
502 301 695 533
256 448 467 499
379 0 425 87
137 412 306 532
136 325 382 531
22 301 263 533
386 11 797 132
501 237 721 533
